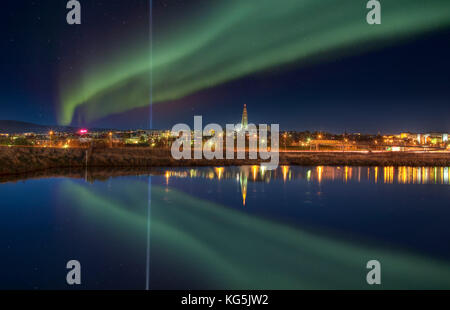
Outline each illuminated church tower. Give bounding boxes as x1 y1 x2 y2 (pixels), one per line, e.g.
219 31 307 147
241 104 248 130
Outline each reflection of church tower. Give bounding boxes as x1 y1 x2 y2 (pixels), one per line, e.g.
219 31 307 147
241 104 248 130
240 173 247 206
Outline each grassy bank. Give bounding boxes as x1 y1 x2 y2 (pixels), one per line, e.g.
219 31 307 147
1 146 450 176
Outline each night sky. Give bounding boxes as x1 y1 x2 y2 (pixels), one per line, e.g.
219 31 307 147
1 0 450 133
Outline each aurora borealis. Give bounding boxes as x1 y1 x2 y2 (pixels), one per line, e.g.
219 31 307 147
2 0 450 131
58 0 450 125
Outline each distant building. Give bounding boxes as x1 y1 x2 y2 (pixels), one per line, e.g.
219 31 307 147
427 133 446 145
417 132 449 145
400 132 415 140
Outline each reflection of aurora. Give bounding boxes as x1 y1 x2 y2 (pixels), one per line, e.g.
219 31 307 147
59 0 450 124
60 178 450 289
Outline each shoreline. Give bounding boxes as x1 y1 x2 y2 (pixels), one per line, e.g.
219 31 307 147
1 146 450 177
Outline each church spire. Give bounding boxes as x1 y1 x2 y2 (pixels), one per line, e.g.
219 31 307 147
241 104 248 130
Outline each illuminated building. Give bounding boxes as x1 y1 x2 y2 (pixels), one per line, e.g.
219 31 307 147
241 104 248 130
425 133 446 145
413 132 449 145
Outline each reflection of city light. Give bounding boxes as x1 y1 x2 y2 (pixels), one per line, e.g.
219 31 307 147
282 166 289 182
214 167 224 180
260 165 266 178
149 166 450 186
252 165 258 181
165 171 170 185
400 167 407 184
317 166 323 184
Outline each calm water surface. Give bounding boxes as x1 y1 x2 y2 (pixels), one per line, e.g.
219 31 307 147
1 166 449 289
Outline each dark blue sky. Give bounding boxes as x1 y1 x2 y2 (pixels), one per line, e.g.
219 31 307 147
1 1 449 133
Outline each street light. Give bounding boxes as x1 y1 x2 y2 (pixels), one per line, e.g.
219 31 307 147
49 130 54 147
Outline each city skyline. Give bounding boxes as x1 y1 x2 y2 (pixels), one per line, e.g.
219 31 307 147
2 104 450 136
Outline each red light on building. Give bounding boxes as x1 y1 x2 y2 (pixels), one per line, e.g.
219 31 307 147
78 129 88 134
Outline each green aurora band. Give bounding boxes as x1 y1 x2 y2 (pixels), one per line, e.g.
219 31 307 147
59 0 450 125
60 178 450 289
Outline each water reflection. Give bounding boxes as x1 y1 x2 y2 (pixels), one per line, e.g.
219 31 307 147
1 165 450 289
3 165 447 209
57 178 450 289
162 166 450 205
162 166 450 185
239 172 247 206
3 165 448 186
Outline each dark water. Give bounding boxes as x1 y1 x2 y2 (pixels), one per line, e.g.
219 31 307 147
1 166 450 289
